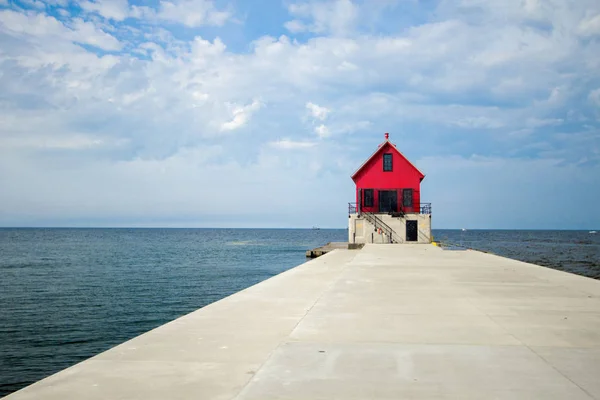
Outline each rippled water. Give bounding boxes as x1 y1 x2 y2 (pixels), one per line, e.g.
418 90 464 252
434 229 600 279
1 228 599 397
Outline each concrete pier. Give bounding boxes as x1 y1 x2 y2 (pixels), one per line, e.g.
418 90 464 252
305 241 348 258
5 245 600 399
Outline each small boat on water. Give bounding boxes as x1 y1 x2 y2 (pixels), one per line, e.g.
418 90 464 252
461 228 467 232
312 227 320 230
590 231 597 234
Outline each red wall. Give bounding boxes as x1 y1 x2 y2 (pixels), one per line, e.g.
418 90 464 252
353 142 423 213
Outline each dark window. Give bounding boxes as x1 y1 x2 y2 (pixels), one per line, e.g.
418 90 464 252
403 188 413 207
363 189 374 207
383 153 393 171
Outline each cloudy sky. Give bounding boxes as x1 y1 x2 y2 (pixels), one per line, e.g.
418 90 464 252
0 0 599 229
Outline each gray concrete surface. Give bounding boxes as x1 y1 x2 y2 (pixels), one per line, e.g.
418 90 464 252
5 245 600 399
306 241 348 258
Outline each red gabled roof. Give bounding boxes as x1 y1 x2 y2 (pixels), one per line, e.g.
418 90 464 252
351 137 425 182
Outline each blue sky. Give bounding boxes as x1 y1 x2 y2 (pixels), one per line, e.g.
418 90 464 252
0 0 599 229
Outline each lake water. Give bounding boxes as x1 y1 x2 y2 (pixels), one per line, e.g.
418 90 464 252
434 229 600 279
1 228 599 396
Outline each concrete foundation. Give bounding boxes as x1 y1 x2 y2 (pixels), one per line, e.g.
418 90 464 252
5 245 600 400
348 213 432 244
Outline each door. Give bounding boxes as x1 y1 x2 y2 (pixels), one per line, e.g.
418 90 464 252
406 220 418 242
378 190 397 213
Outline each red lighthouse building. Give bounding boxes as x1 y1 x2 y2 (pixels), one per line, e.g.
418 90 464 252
348 133 432 244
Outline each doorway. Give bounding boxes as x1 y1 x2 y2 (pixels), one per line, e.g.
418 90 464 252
378 190 397 213
406 220 418 242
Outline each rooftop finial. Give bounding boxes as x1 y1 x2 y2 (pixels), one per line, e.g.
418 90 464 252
384 132 389 140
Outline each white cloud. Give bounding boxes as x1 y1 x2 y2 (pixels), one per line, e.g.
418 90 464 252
306 102 330 120
526 118 564 128
221 100 263 131
157 0 231 27
129 5 154 20
79 0 130 21
76 0 231 26
283 19 306 33
286 0 358 35
0 9 65 36
0 134 127 150
374 37 412 56
578 13 600 36
315 124 330 138
269 139 317 149
337 60 357 71
451 116 504 129
70 18 123 51
0 10 122 51
546 86 567 106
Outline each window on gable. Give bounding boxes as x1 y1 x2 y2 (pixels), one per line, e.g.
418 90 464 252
383 153 393 171
363 189 374 207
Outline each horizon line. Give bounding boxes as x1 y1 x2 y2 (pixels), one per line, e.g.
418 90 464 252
0 226 597 231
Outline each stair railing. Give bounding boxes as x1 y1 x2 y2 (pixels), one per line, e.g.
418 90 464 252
363 212 404 243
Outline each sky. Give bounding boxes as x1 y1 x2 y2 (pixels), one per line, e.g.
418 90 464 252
0 0 599 229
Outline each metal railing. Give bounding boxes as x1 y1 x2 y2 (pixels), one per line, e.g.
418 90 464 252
420 203 432 214
348 202 432 215
348 202 358 214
